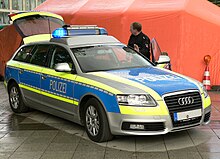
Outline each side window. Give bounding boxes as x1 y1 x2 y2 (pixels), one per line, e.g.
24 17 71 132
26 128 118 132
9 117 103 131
13 45 34 62
50 46 74 69
29 45 50 66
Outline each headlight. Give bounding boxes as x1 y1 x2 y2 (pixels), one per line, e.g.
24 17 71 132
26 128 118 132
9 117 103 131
199 82 208 98
117 94 157 107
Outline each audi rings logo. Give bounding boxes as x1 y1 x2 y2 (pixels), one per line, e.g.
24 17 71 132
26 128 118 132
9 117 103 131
178 97 194 106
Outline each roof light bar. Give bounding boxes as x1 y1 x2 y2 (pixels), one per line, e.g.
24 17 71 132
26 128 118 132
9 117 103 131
52 25 108 38
52 28 68 38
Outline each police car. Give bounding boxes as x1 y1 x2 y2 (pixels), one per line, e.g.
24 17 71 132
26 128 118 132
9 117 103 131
4 18 211 143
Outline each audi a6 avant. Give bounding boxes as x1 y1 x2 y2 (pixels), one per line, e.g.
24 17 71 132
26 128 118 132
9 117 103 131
4 13 211 142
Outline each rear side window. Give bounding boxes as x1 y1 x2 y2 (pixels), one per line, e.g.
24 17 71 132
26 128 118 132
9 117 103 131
29 45 50 66
14 45 34 62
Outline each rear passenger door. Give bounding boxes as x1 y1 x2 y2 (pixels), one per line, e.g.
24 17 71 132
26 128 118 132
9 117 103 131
40 45 77 116
17 44 50 106
14 45 35 101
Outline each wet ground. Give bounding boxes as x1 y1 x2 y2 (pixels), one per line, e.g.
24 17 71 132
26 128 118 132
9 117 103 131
0 82 220 159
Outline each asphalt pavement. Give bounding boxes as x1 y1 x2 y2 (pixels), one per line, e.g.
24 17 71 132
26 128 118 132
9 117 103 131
0 82 220 159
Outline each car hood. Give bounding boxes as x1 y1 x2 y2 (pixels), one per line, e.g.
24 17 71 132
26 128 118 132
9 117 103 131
89 67 199 96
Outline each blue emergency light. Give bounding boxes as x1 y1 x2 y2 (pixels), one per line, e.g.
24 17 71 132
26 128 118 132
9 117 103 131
52 28 68 38
52 25 108 38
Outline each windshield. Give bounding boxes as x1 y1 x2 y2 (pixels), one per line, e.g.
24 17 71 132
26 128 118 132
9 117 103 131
14 15 64 37
71 45 152 73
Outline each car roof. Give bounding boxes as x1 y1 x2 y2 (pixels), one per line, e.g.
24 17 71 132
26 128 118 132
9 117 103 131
50 35 122 48
21 35 123 49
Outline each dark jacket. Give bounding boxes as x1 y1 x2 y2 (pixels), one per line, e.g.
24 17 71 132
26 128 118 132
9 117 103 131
128 32 150 59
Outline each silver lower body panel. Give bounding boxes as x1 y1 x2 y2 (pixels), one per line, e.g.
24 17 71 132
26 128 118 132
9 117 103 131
107 105 211 135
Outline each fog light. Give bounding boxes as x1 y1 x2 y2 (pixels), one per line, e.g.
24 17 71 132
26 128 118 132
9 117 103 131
130 124 145 130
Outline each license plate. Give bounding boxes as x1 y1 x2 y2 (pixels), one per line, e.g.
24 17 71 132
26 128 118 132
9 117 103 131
173 109 202 122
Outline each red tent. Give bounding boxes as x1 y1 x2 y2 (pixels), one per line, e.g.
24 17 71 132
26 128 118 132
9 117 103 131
35 0 220 85
1 0 220 85
0 25 22 77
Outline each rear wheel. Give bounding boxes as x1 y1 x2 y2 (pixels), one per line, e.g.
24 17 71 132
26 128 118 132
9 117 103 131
8 83 29 113
83 98 113 142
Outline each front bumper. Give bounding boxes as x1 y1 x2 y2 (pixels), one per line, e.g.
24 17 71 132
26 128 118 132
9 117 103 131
107 105 211 135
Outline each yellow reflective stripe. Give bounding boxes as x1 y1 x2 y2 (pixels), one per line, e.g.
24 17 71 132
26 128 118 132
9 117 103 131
89 72 162 100
23 34 51 44
7 61 47 73
41 91 74 104
7 61 20 68
42 68 77 81
19 84 78 105
8 61 43 74
157 64 166 68
19 63 43 73
8 64 119 95
75 76 122 94
19 84 41 94
73 101 79 106
42 69 120 94
119 101 169 115
203 95 211 109
11 12 63 21
4 81 7 87
9 64 77 81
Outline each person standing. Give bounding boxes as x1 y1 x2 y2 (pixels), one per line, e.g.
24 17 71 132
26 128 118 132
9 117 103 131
128 22 150 59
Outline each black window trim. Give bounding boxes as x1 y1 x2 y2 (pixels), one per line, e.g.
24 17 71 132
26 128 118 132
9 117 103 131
45 45 55 68
48 44 76 71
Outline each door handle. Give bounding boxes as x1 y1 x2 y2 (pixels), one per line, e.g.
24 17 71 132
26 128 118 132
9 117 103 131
41 75 47 80
19 69 24 74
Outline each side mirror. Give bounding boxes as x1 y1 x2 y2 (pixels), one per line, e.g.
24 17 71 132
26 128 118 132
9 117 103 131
54 63 72 72
156 55 170 65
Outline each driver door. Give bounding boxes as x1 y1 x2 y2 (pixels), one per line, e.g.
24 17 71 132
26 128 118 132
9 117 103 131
151 38 171 70
40 45 77 115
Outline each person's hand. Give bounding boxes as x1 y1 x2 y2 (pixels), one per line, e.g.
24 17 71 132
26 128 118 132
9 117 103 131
134 44 139 52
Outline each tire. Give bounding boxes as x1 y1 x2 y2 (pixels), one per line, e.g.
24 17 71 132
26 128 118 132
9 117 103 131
8 82 29 113
83 98 113 142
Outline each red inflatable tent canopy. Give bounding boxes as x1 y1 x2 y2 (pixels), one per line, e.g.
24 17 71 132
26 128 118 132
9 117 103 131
0 25 22 77
35 0 220 85
1 0 220 85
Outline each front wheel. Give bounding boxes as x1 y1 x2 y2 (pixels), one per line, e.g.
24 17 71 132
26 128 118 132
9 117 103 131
83 98 113 142
8 83 29 113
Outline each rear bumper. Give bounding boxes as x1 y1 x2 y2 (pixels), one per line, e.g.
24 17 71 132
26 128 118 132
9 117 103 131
107 105 211 135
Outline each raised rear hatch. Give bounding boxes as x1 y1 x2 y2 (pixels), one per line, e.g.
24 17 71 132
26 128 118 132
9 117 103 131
9 11 64 44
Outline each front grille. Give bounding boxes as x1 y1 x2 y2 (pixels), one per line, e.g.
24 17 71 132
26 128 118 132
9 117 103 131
122 122 165 131
204 112 211 122
164 91 202 127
